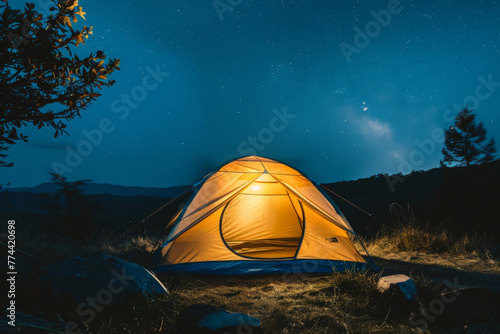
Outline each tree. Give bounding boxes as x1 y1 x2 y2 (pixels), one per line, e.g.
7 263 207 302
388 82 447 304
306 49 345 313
0 0 120 167
40 172 96 239
440 107 496 167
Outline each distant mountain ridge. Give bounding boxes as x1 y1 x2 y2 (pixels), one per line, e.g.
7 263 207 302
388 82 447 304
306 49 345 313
2 160 499 238
1 182 189 198
322 159 500 236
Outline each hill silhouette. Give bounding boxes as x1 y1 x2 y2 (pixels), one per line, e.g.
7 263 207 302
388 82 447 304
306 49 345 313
2 182 188 198
323 159 500 237
2 160 498 238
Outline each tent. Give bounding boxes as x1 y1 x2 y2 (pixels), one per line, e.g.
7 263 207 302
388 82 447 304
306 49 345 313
152 156 376 274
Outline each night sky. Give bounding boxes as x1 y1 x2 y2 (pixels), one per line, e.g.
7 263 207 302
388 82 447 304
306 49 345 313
2 0 500 188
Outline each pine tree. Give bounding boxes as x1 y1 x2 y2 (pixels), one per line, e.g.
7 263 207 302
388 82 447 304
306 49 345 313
440 107 496 167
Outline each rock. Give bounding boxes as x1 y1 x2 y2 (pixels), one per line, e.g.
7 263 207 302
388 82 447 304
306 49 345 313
20 253 168 321
378 274 418 301
377 274 418 319
432 287 500 330
176 303 263 334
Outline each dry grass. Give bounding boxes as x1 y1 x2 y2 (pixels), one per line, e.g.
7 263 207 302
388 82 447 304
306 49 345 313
366 203 499 263
169 271 426 334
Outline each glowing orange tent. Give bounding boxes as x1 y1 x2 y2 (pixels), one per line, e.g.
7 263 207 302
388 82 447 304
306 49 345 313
152 156 375 274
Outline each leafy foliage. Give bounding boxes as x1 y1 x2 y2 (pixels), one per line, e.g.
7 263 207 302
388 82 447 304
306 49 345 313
0 0 120 166
441 107 496 167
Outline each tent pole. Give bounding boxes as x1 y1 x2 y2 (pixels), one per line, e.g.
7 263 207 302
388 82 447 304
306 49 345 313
354 233 379 273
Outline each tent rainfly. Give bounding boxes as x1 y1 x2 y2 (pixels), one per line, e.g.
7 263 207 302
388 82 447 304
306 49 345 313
152 156 376 274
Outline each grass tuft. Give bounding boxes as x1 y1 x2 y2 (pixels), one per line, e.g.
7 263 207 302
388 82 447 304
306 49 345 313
367 203 499 261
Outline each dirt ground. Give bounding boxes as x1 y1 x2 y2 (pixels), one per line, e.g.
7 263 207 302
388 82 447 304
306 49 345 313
168 253 500 333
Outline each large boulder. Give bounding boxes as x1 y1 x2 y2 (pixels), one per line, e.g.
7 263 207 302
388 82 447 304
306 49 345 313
176 303 263 334
20 253 168 322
